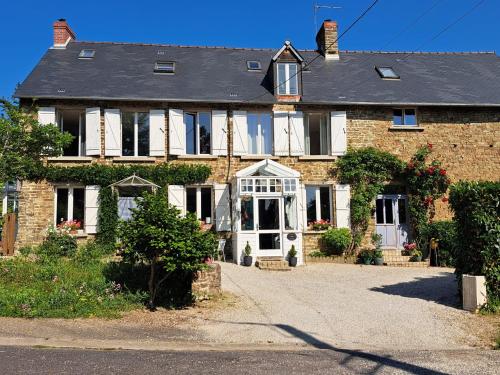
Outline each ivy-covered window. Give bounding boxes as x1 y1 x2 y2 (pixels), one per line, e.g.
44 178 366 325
55 187 85 227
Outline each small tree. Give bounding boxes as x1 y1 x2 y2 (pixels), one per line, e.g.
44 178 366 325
118 191 217 309
0 100 73 185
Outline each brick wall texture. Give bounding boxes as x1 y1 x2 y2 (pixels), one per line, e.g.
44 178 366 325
16 100 500 254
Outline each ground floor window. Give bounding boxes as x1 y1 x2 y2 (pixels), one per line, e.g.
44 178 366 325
305 185 332 225
55 187 85 227
241 197 254 231
186 187 212 223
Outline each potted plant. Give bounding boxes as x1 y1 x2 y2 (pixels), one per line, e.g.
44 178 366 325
403 242 416 256
288 245 298 267
410 249 423 262
371 233 384 265
360 249 373 265
243 241 253 266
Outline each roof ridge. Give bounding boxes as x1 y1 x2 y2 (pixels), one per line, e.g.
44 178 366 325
341 50 497 55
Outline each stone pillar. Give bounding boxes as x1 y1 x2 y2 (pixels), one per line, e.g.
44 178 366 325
192 263 221 301
462 274 487 312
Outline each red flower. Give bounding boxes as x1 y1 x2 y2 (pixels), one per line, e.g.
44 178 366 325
439 169 446 176
427 143 433 149
426 167 435 174
407 162 415 170
442 197 449 203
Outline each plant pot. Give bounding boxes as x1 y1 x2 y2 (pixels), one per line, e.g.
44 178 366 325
362 258 372 265
289 256 297 267
243 255 253 267
411 255 422 262
374 257 384 266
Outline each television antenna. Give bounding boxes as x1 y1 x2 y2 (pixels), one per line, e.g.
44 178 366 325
314 2 342 34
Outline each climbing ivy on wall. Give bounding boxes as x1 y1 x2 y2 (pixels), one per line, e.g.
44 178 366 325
27 163 211 246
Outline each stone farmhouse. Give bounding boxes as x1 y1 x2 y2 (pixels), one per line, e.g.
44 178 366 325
11 19 500 265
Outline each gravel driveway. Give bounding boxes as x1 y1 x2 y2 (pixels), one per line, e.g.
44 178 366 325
199 263 491 350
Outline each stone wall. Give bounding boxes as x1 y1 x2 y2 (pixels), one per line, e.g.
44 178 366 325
191 263 222 301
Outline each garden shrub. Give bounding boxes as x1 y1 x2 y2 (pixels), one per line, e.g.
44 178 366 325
449 181 500 306
321 228 352 255
37 228 77 258
73 240 115 264
420 221 457 267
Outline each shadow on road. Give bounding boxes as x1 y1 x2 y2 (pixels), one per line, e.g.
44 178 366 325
369 273 460 308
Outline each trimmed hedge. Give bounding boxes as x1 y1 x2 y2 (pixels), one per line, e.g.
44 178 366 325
321 228 352 255
449 181 500 306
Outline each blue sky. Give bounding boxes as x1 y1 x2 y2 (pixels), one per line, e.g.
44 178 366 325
1 0 498 100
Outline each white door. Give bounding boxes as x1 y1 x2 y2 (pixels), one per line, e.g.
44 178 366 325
257 198 282 256
375 195 409 249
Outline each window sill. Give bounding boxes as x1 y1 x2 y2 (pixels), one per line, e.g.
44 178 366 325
303 230 330 234
176 155 219 160
389 126 424 131
47 156 93 162
298 155 337 161
113 157 157 163
240 155 279 160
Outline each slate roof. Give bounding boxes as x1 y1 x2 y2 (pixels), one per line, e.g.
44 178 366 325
14 40 500 106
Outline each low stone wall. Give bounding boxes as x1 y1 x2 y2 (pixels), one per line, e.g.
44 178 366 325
192 263 221 301
305 255 357 264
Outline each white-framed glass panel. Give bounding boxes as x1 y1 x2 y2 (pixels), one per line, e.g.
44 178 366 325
186 186 213 223
240 197 254 231
122 112 150 156
284 195 298 230
305 113 330 155
241 179 254 193
58 110 86 156
247 113 272 155
185 112 212 155
277 63 299 95
305 185 332 225
376 66 399 79
55 187 85 227
393 108 417 126
283 178 297 193
255 179 268 193
269 178 282 193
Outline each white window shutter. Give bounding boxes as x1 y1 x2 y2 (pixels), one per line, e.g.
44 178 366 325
289 111 305 156
168 109 185 155
335 184 350 228
273 111 289 156
38 107 56 125
149 109 165 156
85 108 101 156
232 111 248 155
297 184 307 231
211 111 228 156
168 185 185 215
104 109 121 156
214 184 231 231
85 185 100 234
331 111 347 156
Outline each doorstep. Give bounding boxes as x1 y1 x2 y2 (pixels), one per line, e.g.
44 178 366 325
255 257 291 271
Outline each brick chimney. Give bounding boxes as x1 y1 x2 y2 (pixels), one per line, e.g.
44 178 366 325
316 20 339 60
53 19 75 48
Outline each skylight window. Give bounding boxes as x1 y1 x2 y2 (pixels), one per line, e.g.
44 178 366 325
154 61 175 74
78 49 95 59
247 61 262 71
375 66 399 79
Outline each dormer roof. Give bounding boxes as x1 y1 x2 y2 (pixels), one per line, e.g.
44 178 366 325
272 41 304 62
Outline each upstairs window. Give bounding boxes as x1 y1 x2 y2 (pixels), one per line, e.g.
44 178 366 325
305 113 330 155
247 61 261 71
154 61 175 74
247 113 273 155
78 49 95 59
57 110 86 156
393 109 417 126
185 112 211 155
122 112 150 156
277 63 298 95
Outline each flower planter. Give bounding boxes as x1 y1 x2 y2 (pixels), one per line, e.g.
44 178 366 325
411 255 422 262
243 255 253 267
374 257 384 266
288 256 297 267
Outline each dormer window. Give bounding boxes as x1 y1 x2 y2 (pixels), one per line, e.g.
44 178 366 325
277 63 298 95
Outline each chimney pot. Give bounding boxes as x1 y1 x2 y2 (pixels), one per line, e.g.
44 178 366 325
53 19 75 48
316 20 339 60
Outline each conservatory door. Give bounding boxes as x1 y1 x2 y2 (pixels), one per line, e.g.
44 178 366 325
257 198 282 256
375 195 409 249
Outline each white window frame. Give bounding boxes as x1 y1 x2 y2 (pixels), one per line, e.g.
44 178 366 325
239 177 298 195
58 110 86 156
185 186 213 223
121 112 150 157
393 108 418 126
305 185 333 223
54 186 85 226
247 112 273 155
184 111 212 155
277 63 299 95
304 112 331 155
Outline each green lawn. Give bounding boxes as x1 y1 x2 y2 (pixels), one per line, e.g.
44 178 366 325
0 256 146 318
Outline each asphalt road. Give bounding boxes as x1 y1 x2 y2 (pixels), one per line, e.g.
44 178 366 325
0 346 498 375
